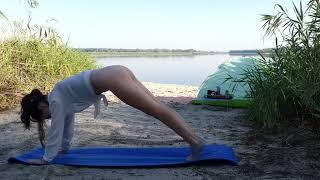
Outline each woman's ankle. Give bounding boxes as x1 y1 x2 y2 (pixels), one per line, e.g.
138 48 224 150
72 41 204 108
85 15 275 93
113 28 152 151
194 135 205 146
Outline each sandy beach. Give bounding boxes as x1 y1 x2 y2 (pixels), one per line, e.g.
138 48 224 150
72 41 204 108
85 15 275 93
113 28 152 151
0 82 319 179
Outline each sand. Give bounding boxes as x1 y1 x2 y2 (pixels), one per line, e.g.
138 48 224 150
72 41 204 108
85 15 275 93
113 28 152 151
0 82 319 179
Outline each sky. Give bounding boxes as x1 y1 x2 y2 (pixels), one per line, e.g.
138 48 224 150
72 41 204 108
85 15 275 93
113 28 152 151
1 0 308 51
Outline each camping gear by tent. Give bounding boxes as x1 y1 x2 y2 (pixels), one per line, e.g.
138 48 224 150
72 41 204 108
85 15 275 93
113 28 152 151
192 57 256 108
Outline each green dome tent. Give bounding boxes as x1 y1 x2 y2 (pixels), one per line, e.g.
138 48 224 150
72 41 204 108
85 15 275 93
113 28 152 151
192 57 256 108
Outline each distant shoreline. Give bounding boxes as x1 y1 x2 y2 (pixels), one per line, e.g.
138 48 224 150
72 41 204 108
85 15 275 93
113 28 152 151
88 52 264 58
76 48 270 58
86 51 222 58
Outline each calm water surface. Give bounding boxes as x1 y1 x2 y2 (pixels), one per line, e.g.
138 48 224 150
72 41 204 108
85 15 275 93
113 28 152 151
96 55 242 86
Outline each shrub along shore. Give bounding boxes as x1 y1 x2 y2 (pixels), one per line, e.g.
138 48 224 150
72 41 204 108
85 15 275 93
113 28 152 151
0 38 96 110
235 0 320 132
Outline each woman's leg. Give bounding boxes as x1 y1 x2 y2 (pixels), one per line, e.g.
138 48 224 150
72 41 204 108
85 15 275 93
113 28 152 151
122 67 157 99
91 65 204 160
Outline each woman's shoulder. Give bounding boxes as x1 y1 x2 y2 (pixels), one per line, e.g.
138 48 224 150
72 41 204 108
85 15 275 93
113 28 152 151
48 87 66 107
48 85 74 112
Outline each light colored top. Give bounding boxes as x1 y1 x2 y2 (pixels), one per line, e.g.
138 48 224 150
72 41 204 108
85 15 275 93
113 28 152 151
43 70 108 162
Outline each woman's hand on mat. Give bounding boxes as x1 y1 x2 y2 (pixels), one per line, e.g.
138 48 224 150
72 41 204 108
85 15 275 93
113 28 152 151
28 158 48 164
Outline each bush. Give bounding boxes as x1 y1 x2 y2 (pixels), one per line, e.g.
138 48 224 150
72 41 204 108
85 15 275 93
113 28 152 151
0 37 96 110
239 0 320 130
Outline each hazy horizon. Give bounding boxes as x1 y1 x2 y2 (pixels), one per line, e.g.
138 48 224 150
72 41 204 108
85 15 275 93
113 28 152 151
75 47 266 52
1 0 307 51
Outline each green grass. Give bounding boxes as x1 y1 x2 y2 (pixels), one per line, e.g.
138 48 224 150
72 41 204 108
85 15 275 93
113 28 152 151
235 0 320 130
192 99 250 109
0 0 98 110
0 38 96 110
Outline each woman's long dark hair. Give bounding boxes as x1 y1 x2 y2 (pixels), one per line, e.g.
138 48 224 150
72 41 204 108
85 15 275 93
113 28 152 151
20 89 48 147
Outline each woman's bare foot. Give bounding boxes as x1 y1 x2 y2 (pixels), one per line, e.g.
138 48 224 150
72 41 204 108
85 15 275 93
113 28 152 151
187 136 205 161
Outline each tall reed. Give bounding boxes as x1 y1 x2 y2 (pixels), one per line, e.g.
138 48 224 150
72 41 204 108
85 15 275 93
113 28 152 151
0 10 96 110
238 0 320 130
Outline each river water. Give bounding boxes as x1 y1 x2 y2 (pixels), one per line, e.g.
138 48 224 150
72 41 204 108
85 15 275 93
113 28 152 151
96 54 243 86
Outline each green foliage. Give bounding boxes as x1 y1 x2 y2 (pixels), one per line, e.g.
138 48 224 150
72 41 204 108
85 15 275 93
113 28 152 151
0 37 96 110
0 10 7 20
26 0 39 8
192 99 250 109
239 0 320 129
0 1 96 110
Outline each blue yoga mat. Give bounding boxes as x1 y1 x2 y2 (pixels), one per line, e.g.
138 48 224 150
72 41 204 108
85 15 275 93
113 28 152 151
8 144 239 167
